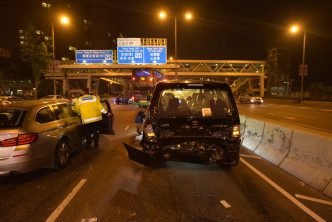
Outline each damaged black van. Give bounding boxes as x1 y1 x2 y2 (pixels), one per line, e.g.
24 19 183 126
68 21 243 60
124 80 242 167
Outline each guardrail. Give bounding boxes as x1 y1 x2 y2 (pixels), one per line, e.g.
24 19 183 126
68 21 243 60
240 115 332 198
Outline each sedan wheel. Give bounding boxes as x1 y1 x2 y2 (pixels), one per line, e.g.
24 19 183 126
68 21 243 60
55 140 70 169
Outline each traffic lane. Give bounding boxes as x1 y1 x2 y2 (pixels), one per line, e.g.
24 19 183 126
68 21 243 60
0 104 328 221
55 136 320 221
54 107 326 221
0 104 138 222
237 103 332 134
239 148 332 221
0 147 98 222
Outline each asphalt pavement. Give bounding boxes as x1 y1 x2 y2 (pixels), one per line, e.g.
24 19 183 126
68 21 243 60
0 104 331 222
237 101 332 136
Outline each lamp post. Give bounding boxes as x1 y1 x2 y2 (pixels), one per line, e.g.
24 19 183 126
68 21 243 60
160 12 192 80
51 16 69 95
291 26 307 103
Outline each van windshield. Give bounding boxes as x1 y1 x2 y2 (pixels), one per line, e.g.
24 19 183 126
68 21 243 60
157 88 232 117
0 109 26 128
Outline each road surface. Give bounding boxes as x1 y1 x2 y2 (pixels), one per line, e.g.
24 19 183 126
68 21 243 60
0 105 330 222
237 101 332 135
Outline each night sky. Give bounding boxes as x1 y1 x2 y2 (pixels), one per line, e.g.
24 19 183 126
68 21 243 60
0 0 331 85
109 0 332 85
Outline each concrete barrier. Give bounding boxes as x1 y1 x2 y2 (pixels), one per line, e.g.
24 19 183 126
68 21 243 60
323 180 332 198
279 131 332 194
240 115 332 198
242 118 264 151
239 115 247 137
255 122 293 166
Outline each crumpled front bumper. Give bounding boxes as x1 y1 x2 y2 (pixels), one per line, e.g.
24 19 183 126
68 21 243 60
123 137 242 166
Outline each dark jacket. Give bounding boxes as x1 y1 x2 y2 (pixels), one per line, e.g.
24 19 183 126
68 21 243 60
135 110 146 123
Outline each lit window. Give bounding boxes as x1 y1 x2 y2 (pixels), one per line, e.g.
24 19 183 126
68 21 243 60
42 2 47 7
19 30 23 33
85 41 89 46
36 30 41 35
20 35 24 39
45 36 49 40
84 20 88 24
20 41 24 45
108 32 111 37
69 46 77 51
62 57 69 61
47 3 51 8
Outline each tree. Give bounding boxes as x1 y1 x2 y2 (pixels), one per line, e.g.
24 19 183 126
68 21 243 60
19 25 52 99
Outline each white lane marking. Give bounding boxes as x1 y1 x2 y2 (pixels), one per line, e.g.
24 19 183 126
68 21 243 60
240 154 261 159
295 194 332 206
277 112 316 120
220 200 231 208
240 158 326 222
284 116 296 120
124 125 130 131
46 179 87 222
82 217 97 222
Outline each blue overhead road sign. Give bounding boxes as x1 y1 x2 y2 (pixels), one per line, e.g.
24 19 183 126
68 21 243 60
117 47 144 64
76 50 113 64
117 46 167 64
144 47 167 64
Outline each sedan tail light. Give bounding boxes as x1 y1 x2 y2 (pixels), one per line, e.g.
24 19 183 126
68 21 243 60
1 133 38 147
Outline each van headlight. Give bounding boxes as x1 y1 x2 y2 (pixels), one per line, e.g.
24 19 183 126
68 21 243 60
144 124 157 142
232 125 240 137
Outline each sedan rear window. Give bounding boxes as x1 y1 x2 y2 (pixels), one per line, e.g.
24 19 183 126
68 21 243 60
36 107 54 123
0 109 26 128
158 88 232 117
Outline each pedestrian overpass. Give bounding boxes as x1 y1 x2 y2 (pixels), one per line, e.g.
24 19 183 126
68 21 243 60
45 59 266 96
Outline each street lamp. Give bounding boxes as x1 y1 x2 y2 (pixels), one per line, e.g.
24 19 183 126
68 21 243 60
290 25 307 103
159 12 192 80
51 16 69 95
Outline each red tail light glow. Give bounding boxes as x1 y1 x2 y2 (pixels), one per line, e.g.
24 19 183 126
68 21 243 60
132 77 136 81
18 134 38 145
1 138 17 147
1 133 38 147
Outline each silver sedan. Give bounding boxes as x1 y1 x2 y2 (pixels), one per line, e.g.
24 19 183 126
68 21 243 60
0 100 83 175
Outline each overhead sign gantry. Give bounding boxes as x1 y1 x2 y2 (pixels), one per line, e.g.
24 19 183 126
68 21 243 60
117 38 167 64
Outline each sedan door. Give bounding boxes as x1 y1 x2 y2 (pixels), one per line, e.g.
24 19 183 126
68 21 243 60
53 104 83 150
99 100 115 135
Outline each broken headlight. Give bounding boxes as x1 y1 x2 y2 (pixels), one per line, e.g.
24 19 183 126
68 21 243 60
232 125 240 137
144 124 157 142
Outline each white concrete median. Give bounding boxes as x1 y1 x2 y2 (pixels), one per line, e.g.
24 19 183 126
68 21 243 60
240 115 332 198
255 122 293 166
279 131 332 196
242 118 265 152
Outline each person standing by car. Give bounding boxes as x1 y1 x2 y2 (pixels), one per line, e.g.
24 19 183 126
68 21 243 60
75 88 111 149
135 105 147 135
70 93 78 112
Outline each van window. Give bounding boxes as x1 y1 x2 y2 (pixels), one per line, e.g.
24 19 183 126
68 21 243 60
158 88 232 117
36 107 54 123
